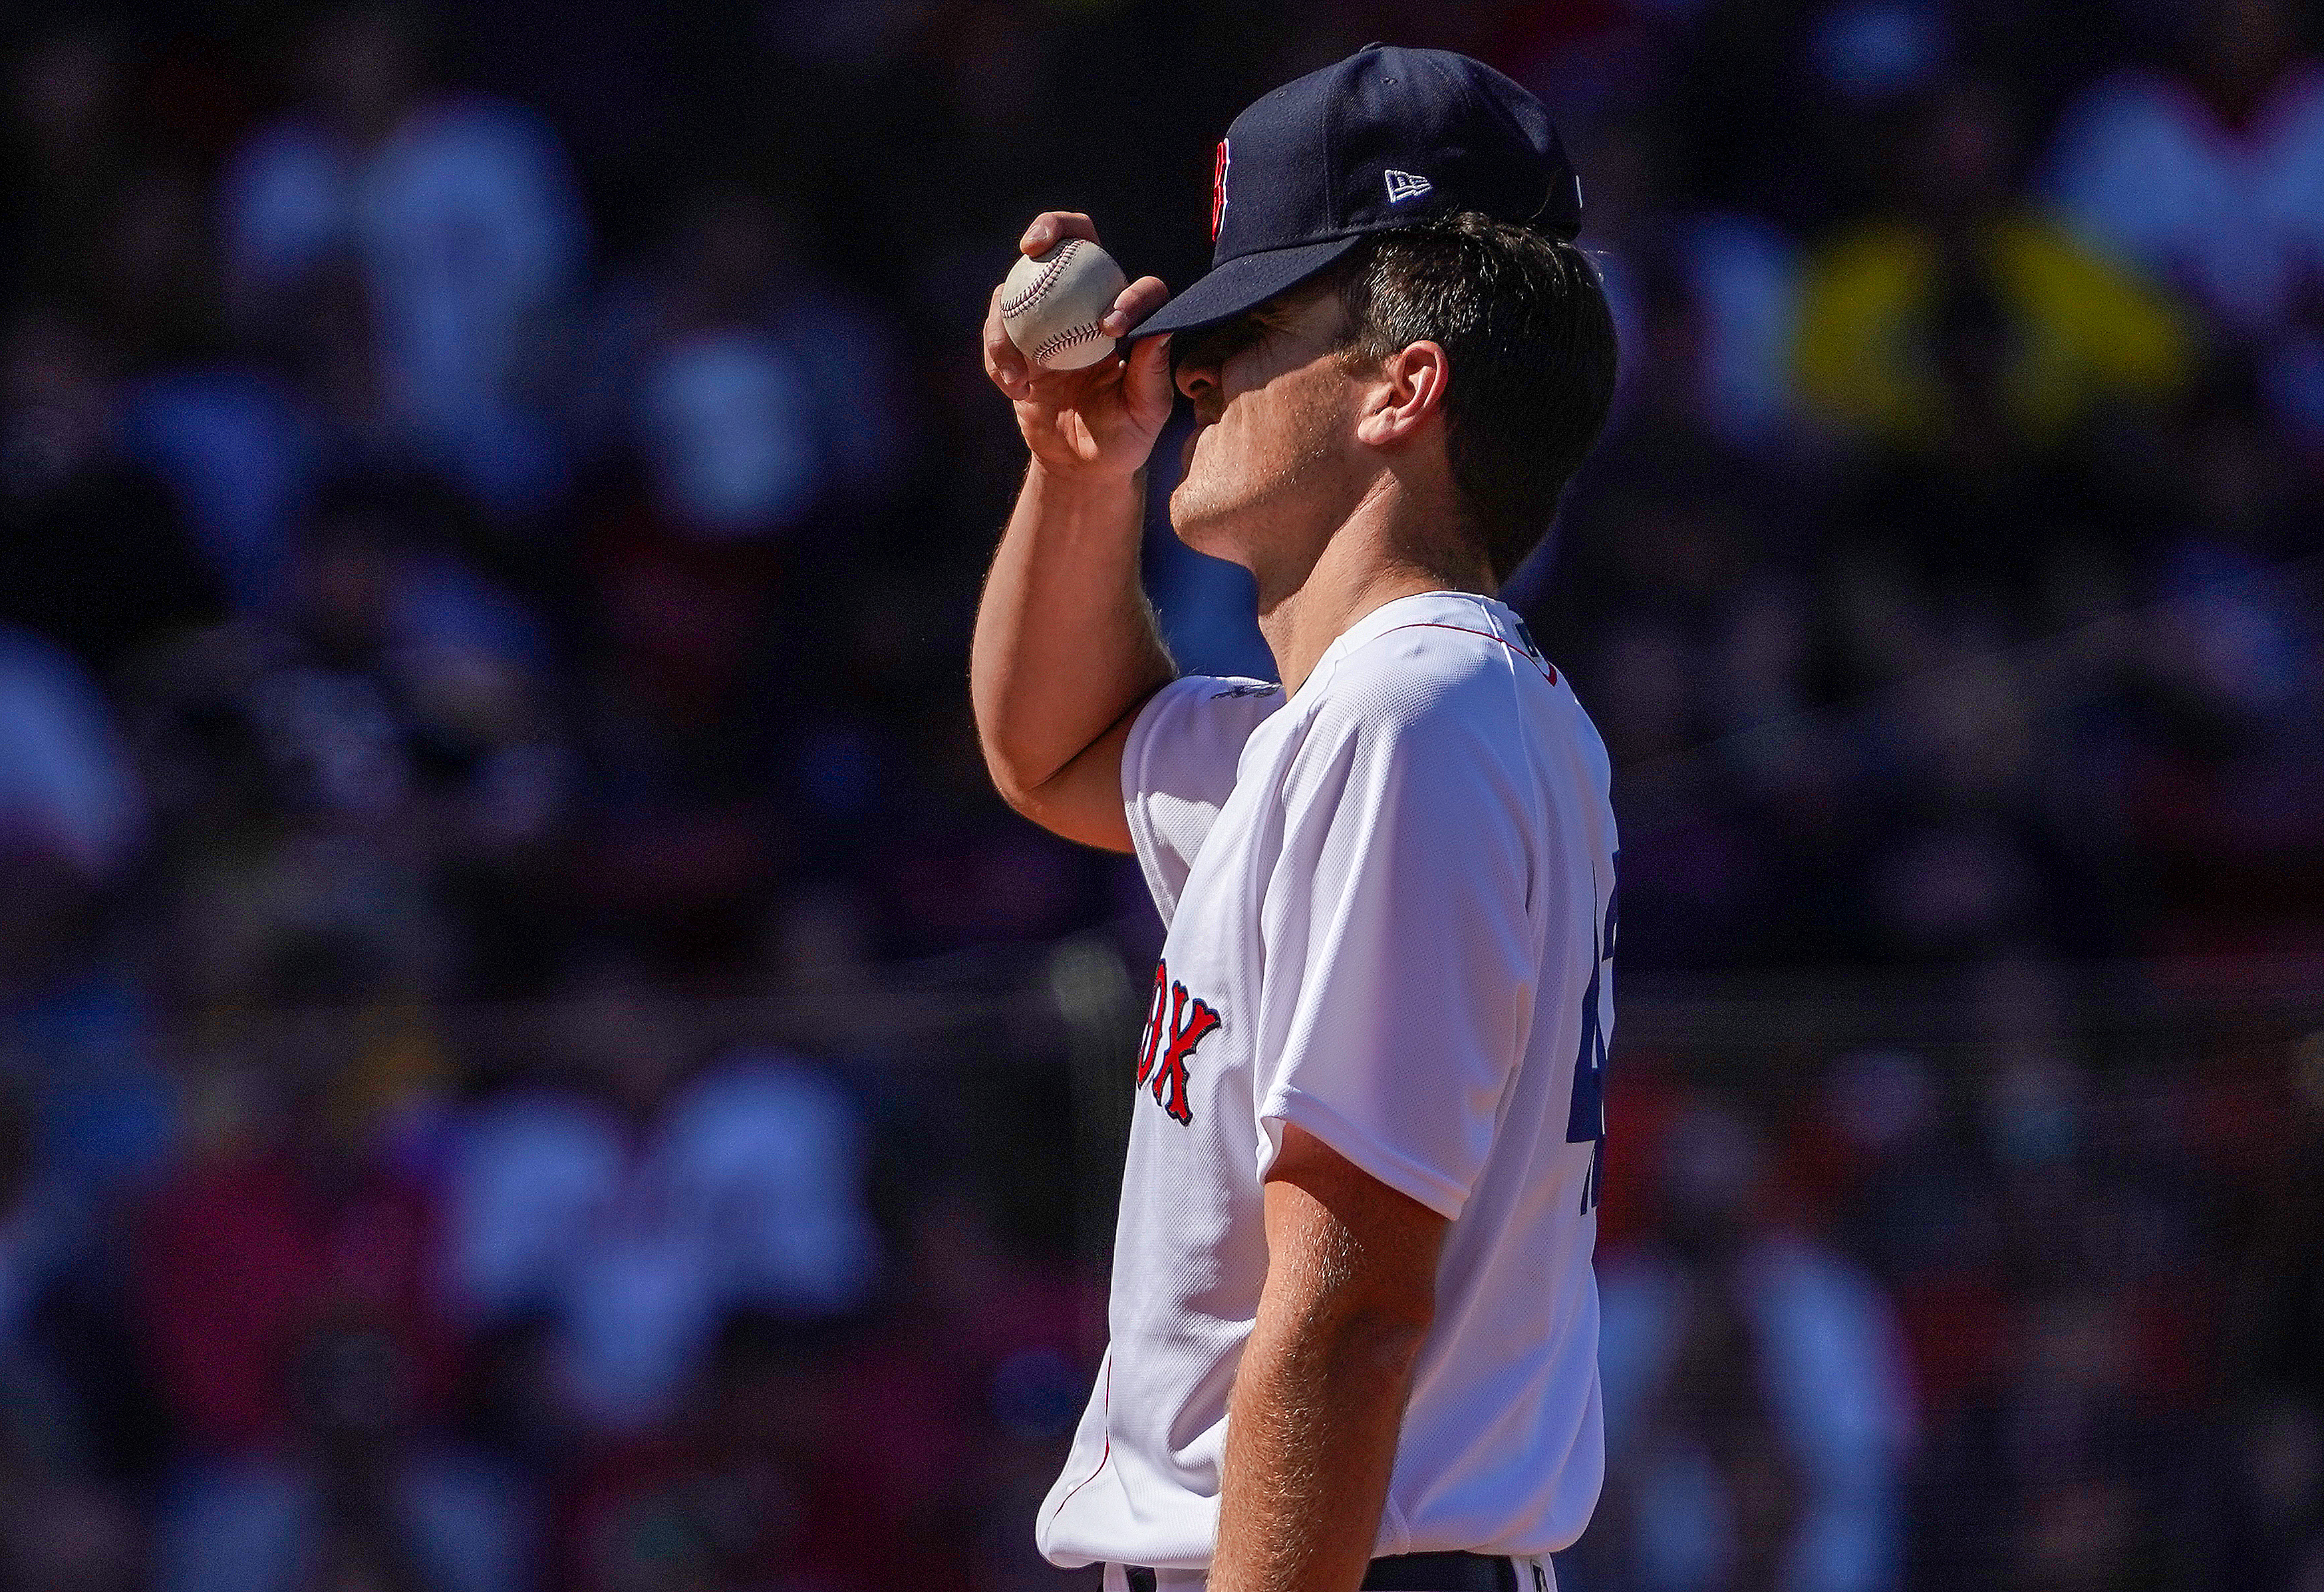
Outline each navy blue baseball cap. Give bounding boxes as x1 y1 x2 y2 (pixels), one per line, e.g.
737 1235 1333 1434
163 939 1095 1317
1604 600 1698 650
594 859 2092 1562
1131 43 1583 341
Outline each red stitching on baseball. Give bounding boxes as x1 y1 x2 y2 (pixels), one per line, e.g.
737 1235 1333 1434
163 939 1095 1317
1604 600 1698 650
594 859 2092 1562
1034 321 1105 364
1001 237 1082 317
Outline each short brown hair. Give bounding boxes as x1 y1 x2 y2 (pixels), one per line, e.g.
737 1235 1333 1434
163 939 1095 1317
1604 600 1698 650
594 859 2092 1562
1326 213 1618 582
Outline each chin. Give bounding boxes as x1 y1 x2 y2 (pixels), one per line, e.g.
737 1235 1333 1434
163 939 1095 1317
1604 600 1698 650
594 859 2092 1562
1166 480 1248 567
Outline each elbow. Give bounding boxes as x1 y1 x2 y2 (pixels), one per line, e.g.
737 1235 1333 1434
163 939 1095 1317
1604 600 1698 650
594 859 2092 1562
970 713 1039 806
980 751 1030 814
980 737 1105 847
977 737 1057 821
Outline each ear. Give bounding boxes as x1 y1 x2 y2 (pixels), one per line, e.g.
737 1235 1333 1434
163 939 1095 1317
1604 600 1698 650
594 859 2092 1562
1353 340 1449 450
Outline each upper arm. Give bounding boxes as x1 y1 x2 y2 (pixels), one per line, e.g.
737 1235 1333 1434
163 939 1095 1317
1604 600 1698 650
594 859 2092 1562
1261 1123 1446 1333
1002 672 1280 860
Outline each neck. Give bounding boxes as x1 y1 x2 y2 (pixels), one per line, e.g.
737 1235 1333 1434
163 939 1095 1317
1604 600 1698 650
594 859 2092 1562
1256 475 1493 694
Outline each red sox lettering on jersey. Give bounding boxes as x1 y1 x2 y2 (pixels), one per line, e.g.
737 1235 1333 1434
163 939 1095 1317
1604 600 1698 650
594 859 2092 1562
1137 960 1220 1125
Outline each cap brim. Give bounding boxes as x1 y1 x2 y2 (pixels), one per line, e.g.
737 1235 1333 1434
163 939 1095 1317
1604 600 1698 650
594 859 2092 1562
1127 237 1366 340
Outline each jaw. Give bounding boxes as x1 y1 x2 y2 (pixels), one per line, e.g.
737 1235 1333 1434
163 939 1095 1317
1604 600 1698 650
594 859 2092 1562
1166 424 1250 565
1170 416 1342 584
1167 485 1330 620
1168 454 1286 589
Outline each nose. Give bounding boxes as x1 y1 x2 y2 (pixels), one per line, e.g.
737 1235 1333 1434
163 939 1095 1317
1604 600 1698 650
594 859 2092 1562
1175 353 1220 414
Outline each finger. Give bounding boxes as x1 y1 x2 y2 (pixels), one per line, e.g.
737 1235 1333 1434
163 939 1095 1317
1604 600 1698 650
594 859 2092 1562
983 282 1031 395
982 297 1024 386
1022 211 1098 255
1123 331 1174 432
1100 275 1170 338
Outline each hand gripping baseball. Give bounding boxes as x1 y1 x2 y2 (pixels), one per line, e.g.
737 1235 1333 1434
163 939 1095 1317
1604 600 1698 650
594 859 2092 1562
984 213 1173 478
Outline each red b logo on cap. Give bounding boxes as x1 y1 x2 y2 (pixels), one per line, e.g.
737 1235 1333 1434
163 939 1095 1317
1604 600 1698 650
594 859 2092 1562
1211 139 1231 241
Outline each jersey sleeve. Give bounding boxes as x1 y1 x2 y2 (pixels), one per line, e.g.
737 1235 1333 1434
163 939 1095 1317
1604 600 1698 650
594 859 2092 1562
1120 674 1283 926
1254 674 1547 1221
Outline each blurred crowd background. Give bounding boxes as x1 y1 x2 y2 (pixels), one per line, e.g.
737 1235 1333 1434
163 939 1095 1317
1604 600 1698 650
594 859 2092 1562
0 0 2320 1589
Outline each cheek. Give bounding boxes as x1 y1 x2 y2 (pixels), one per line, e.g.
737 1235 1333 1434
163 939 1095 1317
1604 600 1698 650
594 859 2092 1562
1187 392 1260 476
1186 350 1338 488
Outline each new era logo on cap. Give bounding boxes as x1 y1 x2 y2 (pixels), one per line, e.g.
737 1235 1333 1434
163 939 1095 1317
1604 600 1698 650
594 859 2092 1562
1383 168 1433 203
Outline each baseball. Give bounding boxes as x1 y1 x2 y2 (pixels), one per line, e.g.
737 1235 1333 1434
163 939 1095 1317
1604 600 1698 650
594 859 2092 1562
1000 237 1129 371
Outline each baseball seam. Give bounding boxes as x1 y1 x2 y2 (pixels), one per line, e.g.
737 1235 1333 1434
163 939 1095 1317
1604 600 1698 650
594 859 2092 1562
1000 238 1082 317
1034 321 1105 364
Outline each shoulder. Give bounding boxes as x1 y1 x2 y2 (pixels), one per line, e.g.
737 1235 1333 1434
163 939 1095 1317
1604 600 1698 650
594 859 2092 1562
1274 597 1565 817
1308 596 1551 742
1127 672 1286 767
1152 671 1287 713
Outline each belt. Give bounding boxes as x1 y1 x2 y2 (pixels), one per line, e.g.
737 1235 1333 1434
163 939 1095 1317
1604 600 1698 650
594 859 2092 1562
1123 1553 1519 1592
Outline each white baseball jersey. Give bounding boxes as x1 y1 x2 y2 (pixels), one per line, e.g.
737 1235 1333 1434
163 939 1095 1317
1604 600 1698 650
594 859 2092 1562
1037 591 1618 1570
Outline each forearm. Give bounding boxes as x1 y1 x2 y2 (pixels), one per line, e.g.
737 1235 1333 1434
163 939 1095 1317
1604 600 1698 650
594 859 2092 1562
969 460 1173 804
1211 1293 1428 1592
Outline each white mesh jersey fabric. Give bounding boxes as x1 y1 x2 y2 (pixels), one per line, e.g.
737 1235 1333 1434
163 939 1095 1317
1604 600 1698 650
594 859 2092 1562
1040 591 1618 1569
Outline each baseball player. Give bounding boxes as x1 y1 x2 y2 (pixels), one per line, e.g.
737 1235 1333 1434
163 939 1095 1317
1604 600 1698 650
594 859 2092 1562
972 45 1621 1592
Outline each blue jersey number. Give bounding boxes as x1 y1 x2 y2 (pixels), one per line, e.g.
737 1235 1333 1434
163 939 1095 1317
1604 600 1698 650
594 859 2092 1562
1564 853 1618 1214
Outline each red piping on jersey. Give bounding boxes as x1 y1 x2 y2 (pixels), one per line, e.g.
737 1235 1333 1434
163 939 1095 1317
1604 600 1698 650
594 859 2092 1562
1375 621 1557 684
1047 1357 1112 1526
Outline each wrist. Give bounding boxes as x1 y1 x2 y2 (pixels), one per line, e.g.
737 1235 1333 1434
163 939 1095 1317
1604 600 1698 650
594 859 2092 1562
1025 450 1145 494
1021 458 1147 525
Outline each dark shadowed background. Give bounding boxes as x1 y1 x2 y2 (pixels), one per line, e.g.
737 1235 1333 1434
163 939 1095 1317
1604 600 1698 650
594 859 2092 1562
1 1 2321 1590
